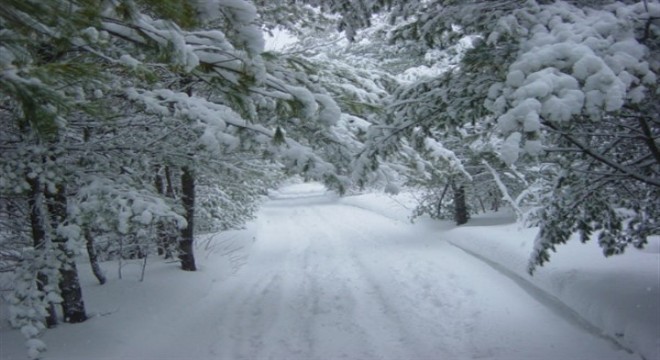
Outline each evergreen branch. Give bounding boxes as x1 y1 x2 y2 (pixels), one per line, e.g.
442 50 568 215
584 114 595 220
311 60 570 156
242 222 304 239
542 120 660 188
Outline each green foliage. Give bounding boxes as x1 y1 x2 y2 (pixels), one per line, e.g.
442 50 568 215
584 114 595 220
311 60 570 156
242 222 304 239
2 0 361 357
3 2 658 358
313 0 659 269
138 0 199 29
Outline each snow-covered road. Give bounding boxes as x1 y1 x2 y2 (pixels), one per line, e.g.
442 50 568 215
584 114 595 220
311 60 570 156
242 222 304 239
197 184 635 360
1 184 641 360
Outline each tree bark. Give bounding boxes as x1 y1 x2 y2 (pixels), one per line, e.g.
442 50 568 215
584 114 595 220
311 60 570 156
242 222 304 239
491 191 500 212
47 184 87 323
179 166 197 271
452 181 469 225
165 165 175 197
57 261 87 323
27 177 57 328
154 168 166 257
84 228 106 285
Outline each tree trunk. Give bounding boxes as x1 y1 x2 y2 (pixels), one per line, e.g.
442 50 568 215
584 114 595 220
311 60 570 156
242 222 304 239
27 177 57 328
452 182 469 225
165 165 175 197
491 191 500 212
47 184 87 323
84 228 106 285
179 166 197 271
57 261 87 323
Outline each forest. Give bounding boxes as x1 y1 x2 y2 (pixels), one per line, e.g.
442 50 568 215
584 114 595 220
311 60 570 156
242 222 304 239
1 1 658 359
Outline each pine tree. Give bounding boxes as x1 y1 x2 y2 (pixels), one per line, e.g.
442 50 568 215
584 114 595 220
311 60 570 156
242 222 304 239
2 1 362 357
305 0 659 266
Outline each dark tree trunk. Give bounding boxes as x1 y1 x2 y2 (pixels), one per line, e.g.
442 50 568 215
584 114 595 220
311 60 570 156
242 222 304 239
27 177 57 328
179 167 197 271
165 166 175 197
156 234 165 257
154 165 165 195
57 261 87 323
452 182 469 225
47 184 87 323
84 228 106 285
492 195 500 212
154 165 167 257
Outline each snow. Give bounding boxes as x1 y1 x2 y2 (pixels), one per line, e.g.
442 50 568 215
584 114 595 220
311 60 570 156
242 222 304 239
524 139 543 155
118 54 140 69
195 0 264 56
500 132 522 165
80 27 99 43
505 70 525 87
284 85 319 120
0 47 16 67
341 190 659 360
1 184 657 360
314 94 341 126
447 217 660 360
423 137 472 180
264 28 298 51
487 1 657 162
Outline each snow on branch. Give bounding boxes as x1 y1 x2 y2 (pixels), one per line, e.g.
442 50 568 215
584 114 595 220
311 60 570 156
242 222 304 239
482 160 523 220
423 137 472 181
486 1 658 161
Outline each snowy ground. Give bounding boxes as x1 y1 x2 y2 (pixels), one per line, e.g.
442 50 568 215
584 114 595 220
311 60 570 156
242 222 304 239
1 182 658 360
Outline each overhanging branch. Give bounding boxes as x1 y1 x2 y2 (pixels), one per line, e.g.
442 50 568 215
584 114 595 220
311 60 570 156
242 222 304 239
542 120 660 188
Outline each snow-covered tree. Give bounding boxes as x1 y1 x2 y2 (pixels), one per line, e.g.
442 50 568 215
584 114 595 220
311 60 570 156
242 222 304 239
478 1 659 272
2 0 362 357
3 1 658 357
313 0 659 268
1 0 107 356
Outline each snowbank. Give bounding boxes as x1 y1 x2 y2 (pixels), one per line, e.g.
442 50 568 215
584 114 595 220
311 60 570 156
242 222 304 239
445 218 660 360
0 224 258 360
340 191 659 360
338 191 419 224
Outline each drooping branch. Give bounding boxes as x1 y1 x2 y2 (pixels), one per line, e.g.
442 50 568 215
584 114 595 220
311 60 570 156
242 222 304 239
542 120 660 188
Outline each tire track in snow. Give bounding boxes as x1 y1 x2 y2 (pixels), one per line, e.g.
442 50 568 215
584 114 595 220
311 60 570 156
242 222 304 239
214 209 315 360
217 204 383 360
305 205 416 360
313 203 637 360
294 205 388 359
316 205 480 359
211 192 638 360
